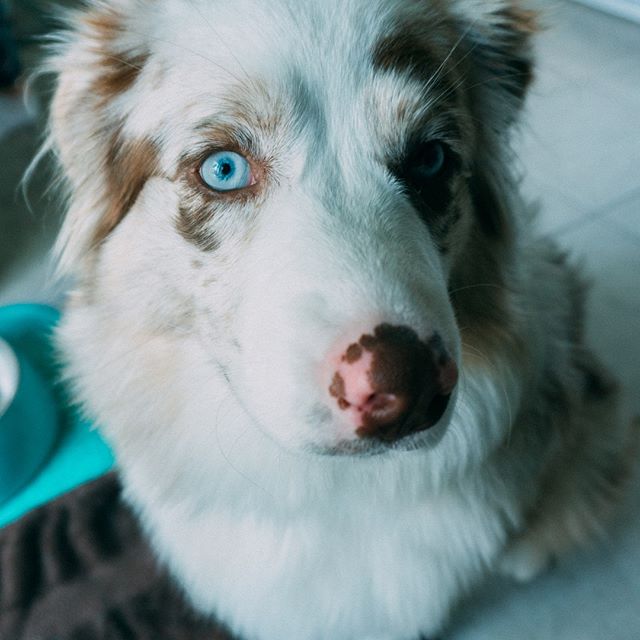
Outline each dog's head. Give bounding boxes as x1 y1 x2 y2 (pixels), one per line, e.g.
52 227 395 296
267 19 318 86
50 0 534 456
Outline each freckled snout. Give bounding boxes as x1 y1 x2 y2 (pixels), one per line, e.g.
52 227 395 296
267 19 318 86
328 324 458 442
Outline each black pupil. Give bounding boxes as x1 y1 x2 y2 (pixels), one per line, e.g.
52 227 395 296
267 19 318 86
419 143 443 176
392 140 458 218
220 161 233 176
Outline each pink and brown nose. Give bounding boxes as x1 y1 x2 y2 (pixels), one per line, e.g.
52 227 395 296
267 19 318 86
328 324 458 442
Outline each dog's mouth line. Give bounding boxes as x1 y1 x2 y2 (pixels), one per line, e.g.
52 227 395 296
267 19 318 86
311 393 456 457
201 336 456 457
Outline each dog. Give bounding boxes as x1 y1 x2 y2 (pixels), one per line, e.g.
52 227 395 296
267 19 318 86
45 0 637 638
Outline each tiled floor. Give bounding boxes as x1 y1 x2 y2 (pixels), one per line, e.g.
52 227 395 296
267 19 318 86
0 1 639 638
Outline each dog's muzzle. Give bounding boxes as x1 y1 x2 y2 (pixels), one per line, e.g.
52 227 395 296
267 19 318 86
327 323 458 443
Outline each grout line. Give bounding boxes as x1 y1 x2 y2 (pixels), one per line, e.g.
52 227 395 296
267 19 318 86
569 0 640 24
554 184 640 236
606 218 640 247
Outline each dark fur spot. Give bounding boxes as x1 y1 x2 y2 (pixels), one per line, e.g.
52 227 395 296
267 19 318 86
92 134 159 246
574 352 618 402
176 203 220 252
469 169 511 241
460 6 537 105
392 144 465 250
372 31 440 84
84 8 148 104
92 51 148 102
449 224 522 356
395 140 461 216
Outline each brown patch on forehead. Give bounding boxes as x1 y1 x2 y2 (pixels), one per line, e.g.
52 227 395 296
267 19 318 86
93 51 149 101
93 133 159 245
84 5 124 35
371 20 459 98
373 31 439 82
83 7 148 103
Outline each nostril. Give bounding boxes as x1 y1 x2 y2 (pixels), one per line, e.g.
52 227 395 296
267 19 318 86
363 392 408 424
356 391 411 435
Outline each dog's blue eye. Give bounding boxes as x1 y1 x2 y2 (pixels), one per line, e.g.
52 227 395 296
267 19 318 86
199 151 253 192
415 141 445 179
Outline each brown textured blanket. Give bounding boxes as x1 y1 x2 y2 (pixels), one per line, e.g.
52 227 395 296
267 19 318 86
0 473 237 640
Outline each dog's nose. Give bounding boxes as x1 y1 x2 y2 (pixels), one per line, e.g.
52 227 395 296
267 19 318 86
328 324 458 442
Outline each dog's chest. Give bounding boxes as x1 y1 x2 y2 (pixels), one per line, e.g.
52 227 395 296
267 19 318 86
144 479 515 640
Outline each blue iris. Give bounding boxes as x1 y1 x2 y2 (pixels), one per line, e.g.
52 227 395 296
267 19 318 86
419 141 445 178
199 151 252 191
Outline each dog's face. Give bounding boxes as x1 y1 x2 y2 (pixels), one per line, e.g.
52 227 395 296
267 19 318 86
51 0 533 456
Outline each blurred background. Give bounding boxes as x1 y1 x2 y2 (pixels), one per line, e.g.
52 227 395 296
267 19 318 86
0 0 639 638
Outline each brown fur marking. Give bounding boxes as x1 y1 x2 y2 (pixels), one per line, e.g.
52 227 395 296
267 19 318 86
372 31 437 78
501 6 539 36
93 51 149 101
64 7 155 247
474 6 538 101
93 133 159 246
371 27 454 97
84 7 148 103
176 202 221 252
449 224 522 358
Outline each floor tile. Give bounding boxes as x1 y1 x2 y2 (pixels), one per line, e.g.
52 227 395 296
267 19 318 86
516 1 640 211
534 1 640 92
605 189 640 242
519 169 588 233
517 82 640 210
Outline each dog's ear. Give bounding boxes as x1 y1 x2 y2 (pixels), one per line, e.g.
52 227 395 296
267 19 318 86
453 1 537 130
451 2 537 240
48 2 158 274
